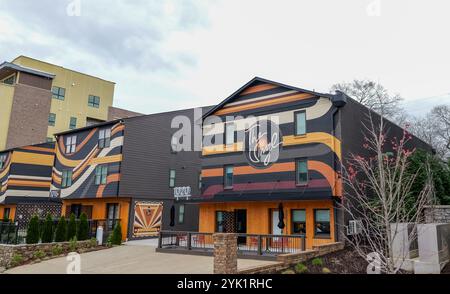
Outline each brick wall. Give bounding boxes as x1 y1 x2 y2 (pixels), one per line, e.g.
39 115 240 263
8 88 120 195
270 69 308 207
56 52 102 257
107 106 142 121
6 83 52 149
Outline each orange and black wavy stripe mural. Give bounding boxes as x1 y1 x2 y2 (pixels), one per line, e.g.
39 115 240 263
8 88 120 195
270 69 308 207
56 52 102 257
0 142 55 203
51 122 124 199
200 80 342 201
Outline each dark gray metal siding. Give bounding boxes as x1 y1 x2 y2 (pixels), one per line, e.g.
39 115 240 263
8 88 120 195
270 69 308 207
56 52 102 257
119 107 211 232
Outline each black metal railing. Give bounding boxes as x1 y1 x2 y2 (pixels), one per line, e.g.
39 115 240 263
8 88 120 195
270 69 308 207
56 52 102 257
158 231 306 257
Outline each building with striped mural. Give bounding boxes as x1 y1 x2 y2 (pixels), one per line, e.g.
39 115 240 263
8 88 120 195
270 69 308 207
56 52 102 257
0 142 60 226
51 108 206 240
187 77 431 249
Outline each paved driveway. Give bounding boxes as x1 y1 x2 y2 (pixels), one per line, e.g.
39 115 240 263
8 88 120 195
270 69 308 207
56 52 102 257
4 241 275 274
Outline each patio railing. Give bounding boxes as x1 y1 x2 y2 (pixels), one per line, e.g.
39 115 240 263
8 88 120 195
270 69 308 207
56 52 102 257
158 231 306 257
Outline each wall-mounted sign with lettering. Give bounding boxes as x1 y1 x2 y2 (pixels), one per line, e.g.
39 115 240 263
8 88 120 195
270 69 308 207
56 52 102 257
174 186 191 200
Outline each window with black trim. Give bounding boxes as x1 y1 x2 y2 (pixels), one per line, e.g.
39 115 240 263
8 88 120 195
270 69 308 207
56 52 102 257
291 209 306 234
88 95 100 108
69 117 77 129
106 203 119 230
4 207 11 220
61 170 73 188
224 165 233 188
52 86 65 100
296 159 308 185
98 128 111 148
178 204 185 224
95 165 108 185
216 211 226 232
65 135 77 154
0 154 7 169
294 110 306 136
314 209 331 238
169 169 176 187
48 113 56 126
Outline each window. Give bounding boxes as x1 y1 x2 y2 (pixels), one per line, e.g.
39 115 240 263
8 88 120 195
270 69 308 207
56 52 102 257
98 128 111 148
291 209 306 234
46 137 54 143
52 86 65 100
198 172 202 190
48 113 56 126
296 159 308 185
70 204 82 218
295 110 306 136
225 122 235 145
2 75 15 85
95 165 108 185
0 154 7 169
4 208 11 220
69 117 77 129
314 209 331 238
61 170 73 188
224 165 233 188
88 95 100 108
106 203 119 230
65 135 77 154
216 211 226 232
178 204 185 224
169 169 176 188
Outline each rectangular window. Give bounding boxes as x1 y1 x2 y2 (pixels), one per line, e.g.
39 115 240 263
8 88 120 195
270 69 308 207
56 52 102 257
52 86 65 100
198 172 202 190
95 165 108 185
224 165 233 188
4 208 11 220
48 113 56 126
296 159 308 185
70 204 82 218
88 95 100 108
106 203 119 230
178 204 185 224
46 137 54 143
291 209 306 234
314 209 331 238
0 154 6 169
169 169 176 188
216 211 226 233
295 110 306 136
69 117 77 129
61 170 73 188
225 122 235 145
98 128 111 148
65 135 77 154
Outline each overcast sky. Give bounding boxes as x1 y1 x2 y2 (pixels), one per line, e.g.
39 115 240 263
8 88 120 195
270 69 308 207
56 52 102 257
1 0 449 116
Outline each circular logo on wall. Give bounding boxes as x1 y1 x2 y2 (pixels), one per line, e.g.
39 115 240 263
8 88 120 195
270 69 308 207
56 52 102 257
245 119 283 169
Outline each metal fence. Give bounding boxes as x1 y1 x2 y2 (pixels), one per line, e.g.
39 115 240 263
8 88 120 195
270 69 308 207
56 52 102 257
158 231 306 257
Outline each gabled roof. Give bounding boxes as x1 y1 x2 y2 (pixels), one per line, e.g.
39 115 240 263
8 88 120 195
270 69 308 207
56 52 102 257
201 77 334 119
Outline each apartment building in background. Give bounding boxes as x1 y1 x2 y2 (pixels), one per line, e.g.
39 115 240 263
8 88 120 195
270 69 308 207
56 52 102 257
0 56 141 151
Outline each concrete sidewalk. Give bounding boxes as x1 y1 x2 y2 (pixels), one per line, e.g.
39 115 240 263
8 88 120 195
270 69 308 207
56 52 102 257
4 244 276 274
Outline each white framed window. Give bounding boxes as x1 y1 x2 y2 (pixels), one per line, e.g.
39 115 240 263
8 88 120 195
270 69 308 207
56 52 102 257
65 135 77 154
178 204 185 224
98 128 111 148
95 165 108 185
169 169 176 188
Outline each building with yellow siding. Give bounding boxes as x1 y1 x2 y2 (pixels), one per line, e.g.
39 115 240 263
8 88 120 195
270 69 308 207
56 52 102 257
0 56 116 150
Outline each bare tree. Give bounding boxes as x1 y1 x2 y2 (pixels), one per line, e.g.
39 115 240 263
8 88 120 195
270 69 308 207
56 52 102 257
342 115 434 274
331 79 403 121
408 105 450 159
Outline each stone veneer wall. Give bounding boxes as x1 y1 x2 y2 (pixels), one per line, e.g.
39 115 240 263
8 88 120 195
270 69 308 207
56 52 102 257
424 206 450 223
0 240 95 269
213 233 238 274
